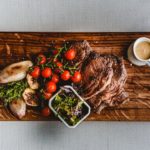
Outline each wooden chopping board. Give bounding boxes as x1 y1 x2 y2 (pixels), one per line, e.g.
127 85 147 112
0 32 149 121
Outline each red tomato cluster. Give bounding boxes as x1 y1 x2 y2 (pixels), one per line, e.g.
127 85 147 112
29 48 82 117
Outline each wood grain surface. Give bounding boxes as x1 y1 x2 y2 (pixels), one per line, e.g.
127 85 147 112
0 32 149 121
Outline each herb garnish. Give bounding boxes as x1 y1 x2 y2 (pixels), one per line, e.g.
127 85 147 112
0 80 28 105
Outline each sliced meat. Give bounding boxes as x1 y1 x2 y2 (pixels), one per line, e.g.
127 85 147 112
76 52 128 114
78 52 114 99
94 55 128 113
69 40 92 69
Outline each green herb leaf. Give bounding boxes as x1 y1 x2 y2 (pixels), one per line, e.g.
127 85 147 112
0 80 28 105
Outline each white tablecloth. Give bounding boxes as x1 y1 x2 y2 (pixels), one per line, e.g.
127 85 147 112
0 0 150 150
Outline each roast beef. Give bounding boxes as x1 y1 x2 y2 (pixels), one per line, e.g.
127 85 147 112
69 41 128 114
69 40 92 69
75 52 128 114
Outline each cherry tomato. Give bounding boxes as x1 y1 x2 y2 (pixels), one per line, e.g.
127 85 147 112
41 67 52 78
43 91 52 100
61 70 70 81
56 62 63 68
42 107 51 117
46 81 57 93
64 49 76 60
71 71 82 83
37 54 46 64
30 66 40 78
51 74 59 83
52 50 58 55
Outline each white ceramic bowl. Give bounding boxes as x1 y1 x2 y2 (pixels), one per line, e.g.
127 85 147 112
49 85 91 128
133 37 150 62
128 37 150 66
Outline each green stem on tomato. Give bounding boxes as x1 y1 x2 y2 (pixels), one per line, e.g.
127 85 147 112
54 47 63 60
53 44 68 60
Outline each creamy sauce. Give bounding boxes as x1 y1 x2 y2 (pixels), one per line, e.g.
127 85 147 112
135 41 150 60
